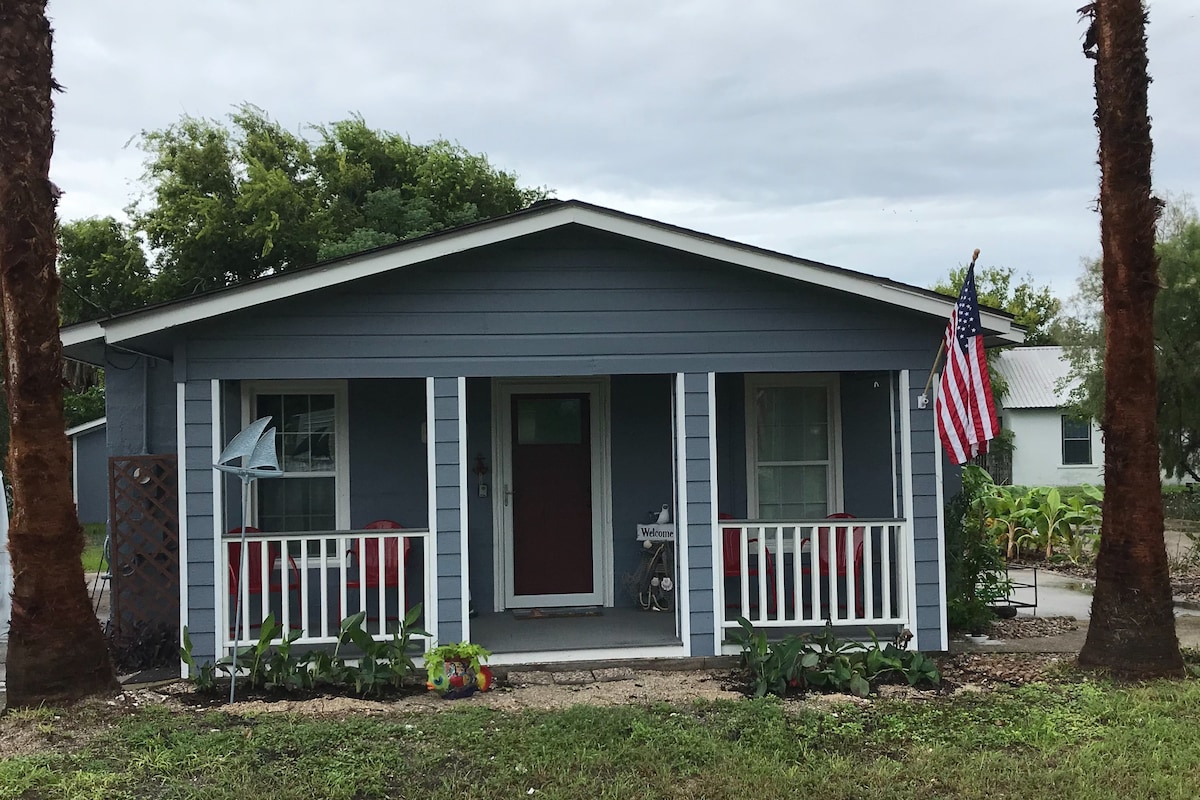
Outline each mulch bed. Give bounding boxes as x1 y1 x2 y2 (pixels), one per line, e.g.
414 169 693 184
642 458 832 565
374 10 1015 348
989 615 1079 640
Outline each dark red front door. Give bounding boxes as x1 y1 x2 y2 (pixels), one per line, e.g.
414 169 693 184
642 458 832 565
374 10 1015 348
511 393 594 597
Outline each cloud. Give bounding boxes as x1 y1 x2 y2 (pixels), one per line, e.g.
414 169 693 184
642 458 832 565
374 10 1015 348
46 0 1199 300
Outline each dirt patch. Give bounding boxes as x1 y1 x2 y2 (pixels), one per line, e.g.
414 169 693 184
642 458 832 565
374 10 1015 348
198 669 746 716
0 691 158 759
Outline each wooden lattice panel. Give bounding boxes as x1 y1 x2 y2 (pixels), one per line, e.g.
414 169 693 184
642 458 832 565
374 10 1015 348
109 455 179 644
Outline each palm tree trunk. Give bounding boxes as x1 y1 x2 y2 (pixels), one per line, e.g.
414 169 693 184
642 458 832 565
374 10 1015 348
1076 0 1184 677
0 0 118 705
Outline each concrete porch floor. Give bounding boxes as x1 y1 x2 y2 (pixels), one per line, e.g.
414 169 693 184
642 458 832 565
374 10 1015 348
470 606 680 655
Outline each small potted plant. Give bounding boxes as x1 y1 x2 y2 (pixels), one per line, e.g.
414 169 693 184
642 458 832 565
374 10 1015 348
424 641 494 699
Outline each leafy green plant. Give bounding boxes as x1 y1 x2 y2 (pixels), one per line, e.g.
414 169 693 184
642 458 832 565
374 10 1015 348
336 605 431 696
946 465 1010 633
180 627 217 692
731 619 941 699
178 605 429 699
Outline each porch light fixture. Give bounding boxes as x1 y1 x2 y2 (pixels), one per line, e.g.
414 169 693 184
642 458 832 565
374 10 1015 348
214 416 282 703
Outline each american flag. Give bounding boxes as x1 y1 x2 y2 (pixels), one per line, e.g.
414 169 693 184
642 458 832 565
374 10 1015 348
935 263 998 465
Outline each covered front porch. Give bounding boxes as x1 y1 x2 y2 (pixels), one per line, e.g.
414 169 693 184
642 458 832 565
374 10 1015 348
202 368 931 665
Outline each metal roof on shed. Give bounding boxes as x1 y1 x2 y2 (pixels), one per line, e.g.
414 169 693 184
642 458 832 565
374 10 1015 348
993 346 1077 409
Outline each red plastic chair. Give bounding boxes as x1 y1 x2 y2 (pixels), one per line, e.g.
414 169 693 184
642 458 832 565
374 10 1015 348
345 520 411 622
807 513 866 616
719 512 777 614
226 526 301 630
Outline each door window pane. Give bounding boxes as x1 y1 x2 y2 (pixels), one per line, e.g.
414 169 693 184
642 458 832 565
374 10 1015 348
517 398 583 445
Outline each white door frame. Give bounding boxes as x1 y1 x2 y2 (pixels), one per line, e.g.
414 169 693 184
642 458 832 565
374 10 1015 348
491 377 613 610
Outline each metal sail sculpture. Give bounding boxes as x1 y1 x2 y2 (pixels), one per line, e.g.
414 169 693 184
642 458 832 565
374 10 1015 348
214 416 282 703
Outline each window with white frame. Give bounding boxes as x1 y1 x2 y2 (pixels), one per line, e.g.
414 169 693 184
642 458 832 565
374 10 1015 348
246 384 347 532
1061 415 1092 466
746 375 840 520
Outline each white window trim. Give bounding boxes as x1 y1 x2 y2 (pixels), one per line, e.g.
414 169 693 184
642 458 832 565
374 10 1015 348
241 380 351 531
744 373 843 519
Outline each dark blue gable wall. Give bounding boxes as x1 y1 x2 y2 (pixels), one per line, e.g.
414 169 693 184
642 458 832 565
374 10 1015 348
173 226 944 381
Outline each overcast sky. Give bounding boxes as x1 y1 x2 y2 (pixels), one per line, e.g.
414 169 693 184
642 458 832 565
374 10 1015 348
46 1 1199 301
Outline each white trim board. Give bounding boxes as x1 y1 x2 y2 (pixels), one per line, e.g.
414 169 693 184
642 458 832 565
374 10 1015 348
61 201 1024 351
66 416 106 438
177 383 190 678
488 644 686 666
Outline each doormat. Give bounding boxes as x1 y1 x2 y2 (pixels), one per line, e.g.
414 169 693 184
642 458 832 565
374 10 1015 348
511 606 603 620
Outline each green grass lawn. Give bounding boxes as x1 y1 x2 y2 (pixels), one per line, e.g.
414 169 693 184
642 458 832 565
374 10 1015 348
80 523 106 573
3 679 1200 799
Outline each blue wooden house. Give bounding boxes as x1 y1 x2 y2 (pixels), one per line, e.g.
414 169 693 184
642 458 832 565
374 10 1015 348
62 200 1023 673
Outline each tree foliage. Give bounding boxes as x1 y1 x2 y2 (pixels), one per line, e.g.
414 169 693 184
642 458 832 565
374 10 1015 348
932 265 1062 345
125 106 549 302
1061 196 1200 480
57 216 149 325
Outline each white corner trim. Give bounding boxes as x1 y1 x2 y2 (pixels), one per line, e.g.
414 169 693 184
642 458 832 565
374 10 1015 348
674 373 691 656
177 382 190 679
457 377 470 642
210 380 225 658
424 378 440 645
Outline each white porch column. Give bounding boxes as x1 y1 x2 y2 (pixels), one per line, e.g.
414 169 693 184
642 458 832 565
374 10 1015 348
428 377 469 645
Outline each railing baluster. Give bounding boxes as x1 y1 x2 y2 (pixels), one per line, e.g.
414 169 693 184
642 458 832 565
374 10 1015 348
789 525 800 623
807 524 819 622
844 525 856 622
320 537 329 639
882 524 893 620
376 535 386 638
339 535 348 634
739 526 751 621
863 524 875 622
772 525 784 619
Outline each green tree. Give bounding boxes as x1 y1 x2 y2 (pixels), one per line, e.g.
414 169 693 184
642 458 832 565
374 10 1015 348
1061 196 1200 481
1075 0 1182 678
932 265 1062 345
129 106 548 301
57 216 149 325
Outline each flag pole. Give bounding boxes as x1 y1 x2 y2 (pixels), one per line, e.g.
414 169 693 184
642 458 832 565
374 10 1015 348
919 248 981 408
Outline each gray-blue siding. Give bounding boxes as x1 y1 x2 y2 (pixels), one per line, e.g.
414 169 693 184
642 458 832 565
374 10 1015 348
108 226 949 656
72 427 109 526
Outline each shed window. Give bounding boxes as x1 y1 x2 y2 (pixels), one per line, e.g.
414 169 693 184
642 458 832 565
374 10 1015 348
1062 416 1093 466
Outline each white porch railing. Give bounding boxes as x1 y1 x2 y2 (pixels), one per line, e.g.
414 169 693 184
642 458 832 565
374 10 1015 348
719 518 910 631
219 528 432 652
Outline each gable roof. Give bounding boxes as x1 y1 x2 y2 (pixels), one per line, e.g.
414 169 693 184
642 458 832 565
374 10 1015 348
993 347 1077 409
61 199 1024 354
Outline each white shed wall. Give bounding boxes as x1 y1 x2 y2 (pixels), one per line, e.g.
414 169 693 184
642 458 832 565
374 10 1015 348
1007 408 1104 486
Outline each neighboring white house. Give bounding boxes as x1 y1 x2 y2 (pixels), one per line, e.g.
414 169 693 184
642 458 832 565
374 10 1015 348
993 346 1104 487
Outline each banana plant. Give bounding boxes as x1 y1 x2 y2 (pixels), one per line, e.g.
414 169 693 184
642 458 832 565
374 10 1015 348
983 486 1035 560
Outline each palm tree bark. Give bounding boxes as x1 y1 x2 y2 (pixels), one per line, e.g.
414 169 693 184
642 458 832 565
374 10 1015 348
1076 0 1184 676
0 0 118 704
